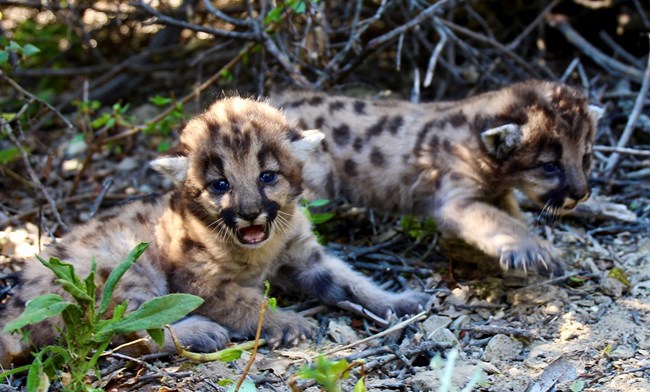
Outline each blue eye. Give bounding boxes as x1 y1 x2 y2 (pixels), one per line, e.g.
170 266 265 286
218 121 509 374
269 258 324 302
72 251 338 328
210 179 229 192
542 162 559 173
260 171 277 183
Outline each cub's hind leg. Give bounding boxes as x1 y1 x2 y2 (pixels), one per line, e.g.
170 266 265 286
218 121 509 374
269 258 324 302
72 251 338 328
272 222 430 320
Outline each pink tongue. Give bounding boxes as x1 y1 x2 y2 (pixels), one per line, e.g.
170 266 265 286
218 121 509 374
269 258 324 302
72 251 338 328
239 225 266 243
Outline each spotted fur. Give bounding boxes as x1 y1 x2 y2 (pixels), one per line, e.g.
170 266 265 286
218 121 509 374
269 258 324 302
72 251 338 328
273 81 603 274
0 97 429 367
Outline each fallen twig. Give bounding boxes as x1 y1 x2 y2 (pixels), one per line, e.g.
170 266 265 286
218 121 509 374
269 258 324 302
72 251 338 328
461 324 535 339
321 311 427 357
548 14 644 82
605 39 650 175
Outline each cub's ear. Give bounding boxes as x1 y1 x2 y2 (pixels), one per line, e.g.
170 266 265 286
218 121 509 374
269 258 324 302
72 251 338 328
290 129 325 162
588 104 604 123
480 123 522 160
149 156 189 186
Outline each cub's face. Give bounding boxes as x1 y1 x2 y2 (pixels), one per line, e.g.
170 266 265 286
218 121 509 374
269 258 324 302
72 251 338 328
480 83 602 216
151 97 323 249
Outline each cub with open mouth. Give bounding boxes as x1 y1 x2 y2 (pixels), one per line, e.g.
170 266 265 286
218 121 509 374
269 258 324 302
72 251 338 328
0 97 430 367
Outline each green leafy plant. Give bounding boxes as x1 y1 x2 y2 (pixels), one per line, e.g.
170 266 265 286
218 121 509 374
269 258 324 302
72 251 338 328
264 0 312 24
301 199 335 225
0 40 40 66
400 215 438 240
144 95 185 152
0 243 204 392
289 355 366 392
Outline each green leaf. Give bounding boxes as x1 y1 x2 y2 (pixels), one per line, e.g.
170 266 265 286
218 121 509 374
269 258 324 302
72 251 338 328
26 356 49 392
37 256 78 285
94 294 203 341
218 379 234 386
570 380 585 392
150 95 172 106
307 199 330 208
0 50 8 65
0 146 21 165
8 40 22 53
0 364 31 382
353 376 366 392
22 44 41 57
266 297 277 311
608 267 630 286
147 328 165 347
264 7 283 24
291 0 306 14
99 242 149 314
157 139 172 153
3 294 72 333
216 347 244 362
331 358 350 379
309 212 335 225
226 379 257 392
55 279 93 303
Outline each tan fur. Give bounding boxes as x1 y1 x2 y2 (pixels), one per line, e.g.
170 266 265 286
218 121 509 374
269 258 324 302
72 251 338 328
272 81 601 274
0 97 429 367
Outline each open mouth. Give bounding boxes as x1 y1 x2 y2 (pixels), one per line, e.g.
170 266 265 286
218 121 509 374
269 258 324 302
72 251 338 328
236 225 269 245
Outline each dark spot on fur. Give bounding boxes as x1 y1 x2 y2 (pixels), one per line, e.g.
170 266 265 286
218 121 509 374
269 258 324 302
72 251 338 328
289 99 306 107
51 243 69 261
296 119 308 131
321 139 329 152
182 237 207 253
449 112 467 127
333 124 351 146
429 135 440 150
287 128 303 141
344 159 358 176
353 100 366 115
135 212 147 225
366 116 388 139
370 147 386 166
415 121 435 154
315 117 326 129
388 116 404 135
442 139 452 153
353 137 364 152
449 172 463 181
308 96 324 106
308 250 323 265
329 101 345 113
98 213 118 222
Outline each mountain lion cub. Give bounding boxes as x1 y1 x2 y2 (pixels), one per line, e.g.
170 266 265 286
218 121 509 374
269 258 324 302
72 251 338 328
273 81 602 275
0 97 429 367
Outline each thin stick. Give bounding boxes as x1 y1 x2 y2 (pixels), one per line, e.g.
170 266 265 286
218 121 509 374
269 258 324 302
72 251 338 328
234 300 268 392
321 311 427 357
605 35 650 175
104 42 256 144
0 71 75 131
548 14 644 82
594 146 650 157
1 120 69 232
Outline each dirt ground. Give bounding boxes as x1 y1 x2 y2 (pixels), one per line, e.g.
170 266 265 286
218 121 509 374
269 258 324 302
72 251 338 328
1 136 648 391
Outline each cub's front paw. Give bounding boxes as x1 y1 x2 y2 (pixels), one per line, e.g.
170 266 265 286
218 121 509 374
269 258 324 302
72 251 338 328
386 291 431 317
262 310 315 348
165 315 230 353
498 236 564 276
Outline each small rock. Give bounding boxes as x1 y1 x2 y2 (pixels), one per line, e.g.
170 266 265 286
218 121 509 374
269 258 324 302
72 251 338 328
429 328 460 347
422 315 452 336
611 345 635 360
600 275 626 297
482 334 523 362
327 319 358 344
412 361 482 391
449 314 471 331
